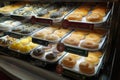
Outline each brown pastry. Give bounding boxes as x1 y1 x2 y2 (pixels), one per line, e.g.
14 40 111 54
77 5 91 17
62 56 77 68
85 33 102 43
0 2 26 13
80 39 99 49
67 13 83 21
79 61 95 74
45 34 59 41
88 51 103 58
64 37 81 46
53 28 69 38
34 27 59 39
85 54 99 65
86 5 107 22
46 53 57 60
67 5 91 21
67 53 81 60
64 30 89 46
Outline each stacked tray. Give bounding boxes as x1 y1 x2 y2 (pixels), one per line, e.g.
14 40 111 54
30 43 67 64
32 26 73 44
11 23 46 36
0 17 22 31
58 51 104 76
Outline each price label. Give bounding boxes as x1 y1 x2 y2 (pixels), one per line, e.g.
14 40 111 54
65 46 88 57
32 38 49 46
4 32 24 39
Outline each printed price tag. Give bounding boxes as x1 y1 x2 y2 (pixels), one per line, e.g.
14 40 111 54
32 38 49 46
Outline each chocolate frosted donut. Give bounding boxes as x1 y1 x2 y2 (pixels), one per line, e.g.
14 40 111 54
33 48 45 56
46 53 57 60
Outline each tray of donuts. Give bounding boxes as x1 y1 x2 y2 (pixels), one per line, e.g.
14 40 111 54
30 43 67 65
58 51 104 76
11 3 49 18
60 28 107 51
7 36 39 55
0 35 17 47
31 25 73 44
64 3 111 24
34 3 76 24
11 22 46 36
0 17 22 31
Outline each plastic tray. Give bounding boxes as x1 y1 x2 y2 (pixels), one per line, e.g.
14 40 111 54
59 52 104 76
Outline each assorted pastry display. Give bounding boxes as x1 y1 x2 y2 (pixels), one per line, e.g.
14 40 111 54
9 37 39 53
12 3 48 16
36 3 74 19
0 35 16 47
0 2 27 14
31 43 66 62
60 51 103 75
12 23 43 34
33 26 71 42
62 29 106 50
66 3 108 22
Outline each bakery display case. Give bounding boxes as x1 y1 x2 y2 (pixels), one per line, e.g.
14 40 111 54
0 1 120 80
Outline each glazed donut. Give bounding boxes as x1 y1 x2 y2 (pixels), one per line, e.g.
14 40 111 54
88 51 103 58
80 39 99 49
85 54 99 65
62 56 76 68
79 61 95 74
